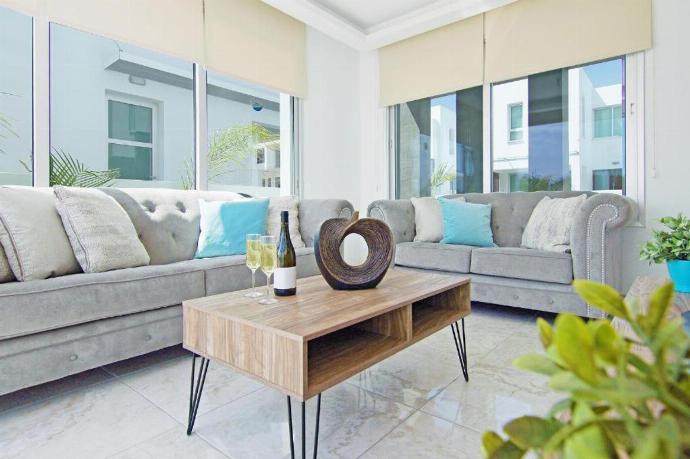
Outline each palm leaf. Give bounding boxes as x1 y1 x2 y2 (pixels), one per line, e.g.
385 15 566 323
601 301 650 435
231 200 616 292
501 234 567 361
49 147 119 187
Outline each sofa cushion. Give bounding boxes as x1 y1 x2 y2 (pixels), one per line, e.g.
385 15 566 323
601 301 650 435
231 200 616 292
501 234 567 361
521 194 586 252
267 196 306 249
470 247 573 284
0 186 81 281
0 262 205 340
53 186 150 273
395 242 472 273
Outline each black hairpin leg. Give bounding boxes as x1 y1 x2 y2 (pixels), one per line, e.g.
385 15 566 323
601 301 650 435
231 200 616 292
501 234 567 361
450 319 469 382
286 393 322 459
187 354 210 435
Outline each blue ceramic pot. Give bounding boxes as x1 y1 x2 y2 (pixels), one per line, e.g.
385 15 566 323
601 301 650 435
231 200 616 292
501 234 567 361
667 260 690 293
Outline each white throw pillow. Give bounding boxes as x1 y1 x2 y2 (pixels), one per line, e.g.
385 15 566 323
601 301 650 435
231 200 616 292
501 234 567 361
54 186 150 273
521 195 587 252
267 196 306 249
0 245 15 283
0 187 81 281
411 196 465 242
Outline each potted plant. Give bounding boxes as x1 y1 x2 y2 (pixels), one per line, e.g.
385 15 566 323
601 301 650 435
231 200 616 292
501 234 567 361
641 214 690 293
482 280 690 458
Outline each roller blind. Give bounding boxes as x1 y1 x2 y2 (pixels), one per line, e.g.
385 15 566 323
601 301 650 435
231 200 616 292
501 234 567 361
0 0 38 16
46 0 205 64
379 14 483 107
485 0 652 83
204 0 307 97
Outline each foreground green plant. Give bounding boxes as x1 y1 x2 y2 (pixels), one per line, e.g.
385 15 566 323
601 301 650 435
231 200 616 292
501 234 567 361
482 280 690 458
640 214 690 264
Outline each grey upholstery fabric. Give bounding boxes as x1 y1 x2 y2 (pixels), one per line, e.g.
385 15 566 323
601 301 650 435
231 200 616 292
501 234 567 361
100 188 245 265
0 306 181 395
367 200 415 244
0 245 15 283
298 199 354 247
0 186 81 281
395 242 472 273
471 247 574 284
0 261 206 340
54 186 151 272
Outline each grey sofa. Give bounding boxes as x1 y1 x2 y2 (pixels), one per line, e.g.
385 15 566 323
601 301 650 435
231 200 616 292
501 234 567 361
0 188 353 395
368 191 632 318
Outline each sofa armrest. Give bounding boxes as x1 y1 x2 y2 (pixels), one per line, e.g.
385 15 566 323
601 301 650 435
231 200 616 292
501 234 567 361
570 193 633 316
367 200 415 244
299 199 354 247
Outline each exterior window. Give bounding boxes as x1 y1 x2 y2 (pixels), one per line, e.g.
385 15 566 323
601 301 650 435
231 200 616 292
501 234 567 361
206 71 283 196
107 99 155 180
0 6 32 185
491 57 625 193
594 105 623 138
50 23 194 188
393 86 483 198
508 103 523 142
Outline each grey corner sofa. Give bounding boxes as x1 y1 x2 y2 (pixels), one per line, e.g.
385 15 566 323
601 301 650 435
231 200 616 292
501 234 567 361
0 188 353 396
368 191 632 319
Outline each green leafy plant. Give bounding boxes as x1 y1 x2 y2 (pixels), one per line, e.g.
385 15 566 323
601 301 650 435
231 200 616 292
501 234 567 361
640 214 690 264
20 148 120 187
482 280 690 458
181 124 277 190
430 162 456 194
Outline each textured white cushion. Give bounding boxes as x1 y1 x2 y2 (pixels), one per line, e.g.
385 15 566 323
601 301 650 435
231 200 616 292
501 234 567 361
267 196 305 249
54 186 150 273
521 194 587 252
0 187 81 281
411 196 465 242
0 245 15 283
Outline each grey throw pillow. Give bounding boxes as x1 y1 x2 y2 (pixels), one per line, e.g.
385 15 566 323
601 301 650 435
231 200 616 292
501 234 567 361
0 187 81 281
267 196 306 249
411 196 465 242
0 245 16 283
54 186 150 273
521 195 587 252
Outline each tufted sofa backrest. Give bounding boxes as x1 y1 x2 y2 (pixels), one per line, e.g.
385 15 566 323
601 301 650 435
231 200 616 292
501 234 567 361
100 188 245 265
442 191 595 247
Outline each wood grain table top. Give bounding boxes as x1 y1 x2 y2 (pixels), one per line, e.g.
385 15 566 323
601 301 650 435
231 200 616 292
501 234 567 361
183 269 470 341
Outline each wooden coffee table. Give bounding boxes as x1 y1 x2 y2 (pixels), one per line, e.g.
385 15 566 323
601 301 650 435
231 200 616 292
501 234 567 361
182 269 471 458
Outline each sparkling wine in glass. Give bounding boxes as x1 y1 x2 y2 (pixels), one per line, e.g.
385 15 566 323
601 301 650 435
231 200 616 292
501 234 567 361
258 235 278 305
245 234 263 297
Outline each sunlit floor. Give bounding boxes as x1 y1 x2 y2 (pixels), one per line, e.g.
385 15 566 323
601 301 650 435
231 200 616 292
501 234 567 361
0 304 560 459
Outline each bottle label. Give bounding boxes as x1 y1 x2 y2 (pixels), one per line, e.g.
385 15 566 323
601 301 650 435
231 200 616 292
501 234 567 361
274 267 296 289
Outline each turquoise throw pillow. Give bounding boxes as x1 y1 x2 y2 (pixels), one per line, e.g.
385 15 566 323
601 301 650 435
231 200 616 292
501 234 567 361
438 198 496 247
195 198 269 258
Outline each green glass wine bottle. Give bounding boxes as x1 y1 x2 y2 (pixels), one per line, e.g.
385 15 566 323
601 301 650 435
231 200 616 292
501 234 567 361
274 210 296 296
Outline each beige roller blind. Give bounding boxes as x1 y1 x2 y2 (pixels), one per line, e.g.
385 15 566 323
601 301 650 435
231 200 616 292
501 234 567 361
205 0 307 97
379 13 483 107
485 0 652 83
0 0 38 16
46 0 205 64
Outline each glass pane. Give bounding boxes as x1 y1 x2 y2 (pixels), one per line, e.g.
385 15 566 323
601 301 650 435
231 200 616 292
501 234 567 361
108 144 152 180
0 6 32 185
50 24 194 188
206 71 283 196
492 57 625 193
395 86 483 199
108 100 153 143
510 104 523 129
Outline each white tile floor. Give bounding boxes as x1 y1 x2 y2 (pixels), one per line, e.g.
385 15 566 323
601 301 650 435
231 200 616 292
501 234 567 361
0 304 562 459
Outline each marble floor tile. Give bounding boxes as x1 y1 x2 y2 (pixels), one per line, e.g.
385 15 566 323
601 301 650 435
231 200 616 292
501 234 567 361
0 367 113 414
348 343 465 409
108 427 228 459
420 364 562 434
195 384 414 459
0 379 177 459
360 411 482 459
478 332 546 369
117 354 263 423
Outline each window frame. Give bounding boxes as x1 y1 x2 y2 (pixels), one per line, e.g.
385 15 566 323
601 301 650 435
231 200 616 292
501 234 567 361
507 102 524 143
593 104 623 139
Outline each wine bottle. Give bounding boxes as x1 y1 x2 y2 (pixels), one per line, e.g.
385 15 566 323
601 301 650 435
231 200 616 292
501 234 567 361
274 210 297 296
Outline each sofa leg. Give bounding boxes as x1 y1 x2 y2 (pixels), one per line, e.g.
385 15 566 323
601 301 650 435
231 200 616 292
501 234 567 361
450 319 469 382
187 354 210 435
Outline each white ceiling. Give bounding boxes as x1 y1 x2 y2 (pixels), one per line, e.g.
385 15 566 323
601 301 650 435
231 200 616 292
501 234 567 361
262 0 517 51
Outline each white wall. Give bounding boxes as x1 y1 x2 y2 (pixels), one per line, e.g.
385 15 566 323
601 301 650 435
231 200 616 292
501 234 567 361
620 0 690 288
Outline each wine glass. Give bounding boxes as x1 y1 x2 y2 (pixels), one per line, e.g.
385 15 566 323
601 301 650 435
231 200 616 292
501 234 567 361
245 234 263 297
258 235 278 305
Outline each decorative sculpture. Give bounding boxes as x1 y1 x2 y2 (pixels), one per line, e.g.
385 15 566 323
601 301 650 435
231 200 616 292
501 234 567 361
314 211 395 290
